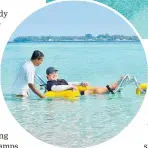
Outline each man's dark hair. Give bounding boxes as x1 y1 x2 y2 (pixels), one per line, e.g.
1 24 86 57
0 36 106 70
31 50 44 60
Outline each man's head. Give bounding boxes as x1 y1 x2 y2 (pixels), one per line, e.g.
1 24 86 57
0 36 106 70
46 67 58 80
31 50 44 66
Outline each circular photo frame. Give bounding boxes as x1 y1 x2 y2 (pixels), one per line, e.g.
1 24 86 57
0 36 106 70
1 0 147 148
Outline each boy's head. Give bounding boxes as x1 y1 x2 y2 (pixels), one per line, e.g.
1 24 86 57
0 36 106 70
46 67 58 80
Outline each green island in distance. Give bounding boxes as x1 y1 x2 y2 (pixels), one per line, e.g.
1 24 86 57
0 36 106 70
11 34 139 43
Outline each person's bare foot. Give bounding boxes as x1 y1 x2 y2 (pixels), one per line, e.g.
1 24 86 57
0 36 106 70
110 83 118 90
110 77 123 90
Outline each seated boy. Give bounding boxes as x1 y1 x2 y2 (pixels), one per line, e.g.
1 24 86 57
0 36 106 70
46 67 121 95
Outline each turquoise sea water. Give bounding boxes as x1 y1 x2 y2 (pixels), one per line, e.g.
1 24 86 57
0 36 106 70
1 42 147 147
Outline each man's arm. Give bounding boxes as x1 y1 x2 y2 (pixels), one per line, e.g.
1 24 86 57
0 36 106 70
28 83 45 98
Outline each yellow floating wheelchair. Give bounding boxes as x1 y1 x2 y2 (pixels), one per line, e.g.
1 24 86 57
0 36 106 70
44 85 92 101
35 73 147 100
136 83 147 95
44 90 80 101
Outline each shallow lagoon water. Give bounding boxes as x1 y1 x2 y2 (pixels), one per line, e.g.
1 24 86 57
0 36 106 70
1 42 147 147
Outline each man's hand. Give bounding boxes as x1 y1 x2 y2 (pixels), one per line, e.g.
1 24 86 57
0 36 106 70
40 94 46 99
28 83 46 99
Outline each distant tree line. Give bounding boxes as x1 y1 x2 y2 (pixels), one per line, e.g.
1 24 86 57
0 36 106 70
13 34 139 42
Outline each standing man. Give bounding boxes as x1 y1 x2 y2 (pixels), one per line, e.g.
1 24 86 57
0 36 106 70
12 50 45 98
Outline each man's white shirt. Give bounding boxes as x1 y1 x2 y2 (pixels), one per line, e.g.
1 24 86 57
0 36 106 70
12 60 35 96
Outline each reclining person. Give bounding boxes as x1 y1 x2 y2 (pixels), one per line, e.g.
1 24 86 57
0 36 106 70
46 67 121 95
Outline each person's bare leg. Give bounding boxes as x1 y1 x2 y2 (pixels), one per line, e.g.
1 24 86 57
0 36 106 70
84 77 123 95
91 81 118 94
